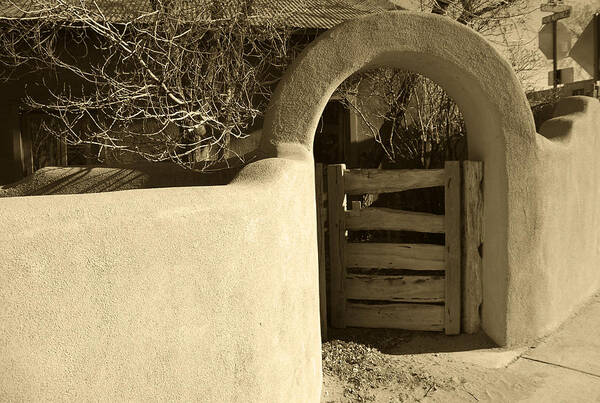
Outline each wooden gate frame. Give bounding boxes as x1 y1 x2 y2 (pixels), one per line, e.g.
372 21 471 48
315 161 483 336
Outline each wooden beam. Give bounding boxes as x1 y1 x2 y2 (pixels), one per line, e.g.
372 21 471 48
327 164 347 328
345 274 444 302
462 161 483 334
346 242 445 270
345 207 444 233
345 302 444 331
314 163 328 339
444 161 461 335
343 168 444 195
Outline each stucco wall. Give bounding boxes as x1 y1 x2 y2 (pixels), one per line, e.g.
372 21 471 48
0 154 322 401
527 96 600 338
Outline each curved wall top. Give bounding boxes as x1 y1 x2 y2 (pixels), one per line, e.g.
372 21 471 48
261 11 540 345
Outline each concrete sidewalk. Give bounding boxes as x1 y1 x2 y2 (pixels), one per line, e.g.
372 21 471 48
439 293 600 402
432 293 600 402
508 294 600 402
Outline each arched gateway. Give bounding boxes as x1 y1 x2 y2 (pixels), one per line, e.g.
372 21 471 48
261 11 539 346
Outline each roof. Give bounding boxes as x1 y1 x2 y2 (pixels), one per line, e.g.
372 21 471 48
0 0 403 29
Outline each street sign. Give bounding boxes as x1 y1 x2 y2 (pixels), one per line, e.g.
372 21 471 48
538 21 572 60
542 8 571 24
569 16 595 78
540 3 569 13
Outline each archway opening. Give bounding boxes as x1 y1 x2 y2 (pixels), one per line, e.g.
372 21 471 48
263 10 538 347
314 67 470 337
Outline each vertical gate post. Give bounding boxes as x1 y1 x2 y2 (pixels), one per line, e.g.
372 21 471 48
314 163 328 339
444 161 461 335
462 161 483 334
327 164 346 328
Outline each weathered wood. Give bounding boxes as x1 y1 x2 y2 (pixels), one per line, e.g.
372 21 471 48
320 207 328 222
444 161 461 335
345 274 445 302
349 200 362 216
345 302 444 331
345 207 444 233
346 243 445 270
315 164 328 339
462 161 483 334
327 164 347 328
344 168 445 195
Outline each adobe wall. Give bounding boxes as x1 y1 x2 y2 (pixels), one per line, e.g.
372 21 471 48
530 96 600 338
0 155 321 401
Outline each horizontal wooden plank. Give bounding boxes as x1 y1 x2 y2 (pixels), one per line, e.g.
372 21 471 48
345 274 444 302
343 169 444 195
346 243 444 270
345 302 444 331
345 208 444 233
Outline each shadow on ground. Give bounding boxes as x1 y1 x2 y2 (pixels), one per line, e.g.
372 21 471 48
326 327 496 355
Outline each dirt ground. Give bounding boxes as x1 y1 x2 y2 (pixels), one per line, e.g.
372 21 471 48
321 328 548 402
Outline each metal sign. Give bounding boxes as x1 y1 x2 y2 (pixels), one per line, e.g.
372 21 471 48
569 16 595 78
538 21 571 60
542 9 571 24
540 2 570 13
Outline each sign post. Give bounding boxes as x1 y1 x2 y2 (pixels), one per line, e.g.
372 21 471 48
595 13 600 85
540 1 572 88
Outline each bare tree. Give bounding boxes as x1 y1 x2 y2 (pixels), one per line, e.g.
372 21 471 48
0 0 292 169
336 0 541 168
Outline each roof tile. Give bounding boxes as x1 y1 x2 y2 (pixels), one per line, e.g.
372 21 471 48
0 0 401 28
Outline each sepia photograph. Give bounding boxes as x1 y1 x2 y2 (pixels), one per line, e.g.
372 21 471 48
1 0 599 401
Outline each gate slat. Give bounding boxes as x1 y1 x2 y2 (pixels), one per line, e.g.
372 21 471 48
462 161 483 334
444 161 462 335
344 168 445 194
327 164 346 328
314 163 327 339
345 207 444 233
346 242 444 270
345 302 444 331
345 274 444 302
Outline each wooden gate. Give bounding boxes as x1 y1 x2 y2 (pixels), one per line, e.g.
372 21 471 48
315 161 483 336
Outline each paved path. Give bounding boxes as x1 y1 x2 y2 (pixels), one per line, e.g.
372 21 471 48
451 293 600 402
511 294 600 402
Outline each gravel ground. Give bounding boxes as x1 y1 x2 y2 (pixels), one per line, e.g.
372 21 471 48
320 328 546 402
321 329 467 402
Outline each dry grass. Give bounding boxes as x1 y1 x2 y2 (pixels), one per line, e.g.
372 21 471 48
322 339 446 402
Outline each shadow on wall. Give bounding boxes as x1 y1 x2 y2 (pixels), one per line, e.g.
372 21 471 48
0 163 239 197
